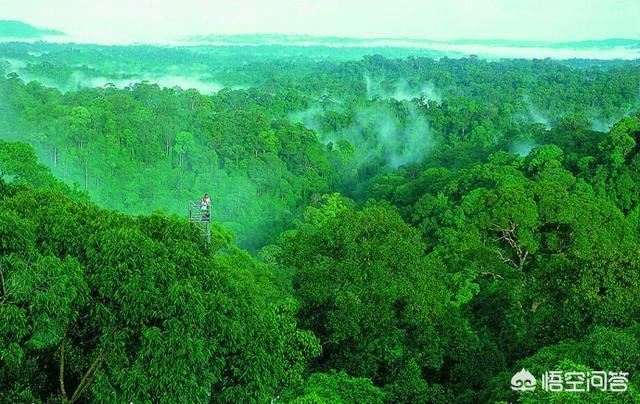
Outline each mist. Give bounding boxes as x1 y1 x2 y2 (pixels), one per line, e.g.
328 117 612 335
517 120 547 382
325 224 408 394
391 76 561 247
590 93 640 132
365 75 442 104
511 142 536 156
1 58 230 94
71 73 226 94
519 96 553 129
348 104 433 169
590 117 619 132
291 100 433 172
288 106 326 133
7 35 640 61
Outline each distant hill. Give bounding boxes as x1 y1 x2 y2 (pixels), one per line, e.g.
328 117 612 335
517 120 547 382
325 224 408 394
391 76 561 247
449 38 640 49
0 20 65 39
185 34 640 51
560 38 640 49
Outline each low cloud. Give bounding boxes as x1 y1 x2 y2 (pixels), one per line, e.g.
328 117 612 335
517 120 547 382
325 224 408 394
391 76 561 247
366 75 442 104
2 58 232 95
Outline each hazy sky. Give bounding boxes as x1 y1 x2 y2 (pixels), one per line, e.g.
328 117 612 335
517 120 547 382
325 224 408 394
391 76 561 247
3 0 640 43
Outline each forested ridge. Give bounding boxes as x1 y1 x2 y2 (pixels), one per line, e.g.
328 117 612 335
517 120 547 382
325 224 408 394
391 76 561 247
2 45 640 402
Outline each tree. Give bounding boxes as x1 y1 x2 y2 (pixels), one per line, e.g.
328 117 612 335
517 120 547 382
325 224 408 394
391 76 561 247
0 177 320 402
174 130 195 168
284 371 385 403
279 203 455 386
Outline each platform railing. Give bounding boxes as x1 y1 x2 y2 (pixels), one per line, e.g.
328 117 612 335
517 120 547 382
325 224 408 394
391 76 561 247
189 201 211 222
188 201 211 242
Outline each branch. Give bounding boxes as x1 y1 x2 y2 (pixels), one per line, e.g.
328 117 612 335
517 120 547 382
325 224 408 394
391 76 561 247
496 249 516 268
493 221 529 270
0 258 16 305
69 351 105 403
59 331 68 401
0 264 7 305
59 330 106 404
478 271 504 280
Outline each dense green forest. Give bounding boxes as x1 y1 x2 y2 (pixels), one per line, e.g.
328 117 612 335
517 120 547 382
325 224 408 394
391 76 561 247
3 43 639 250
2 39 640 402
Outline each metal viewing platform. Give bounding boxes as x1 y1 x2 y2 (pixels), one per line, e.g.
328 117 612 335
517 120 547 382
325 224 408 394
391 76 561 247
189 200 211 243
